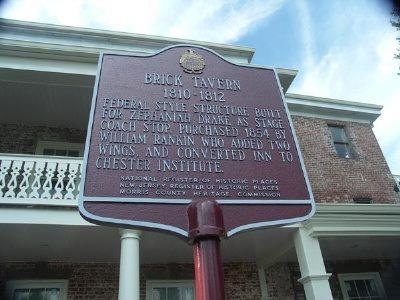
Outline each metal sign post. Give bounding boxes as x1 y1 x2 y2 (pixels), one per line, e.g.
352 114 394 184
188 200 225 300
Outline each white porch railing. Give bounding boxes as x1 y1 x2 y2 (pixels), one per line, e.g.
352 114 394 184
0 153 82 205
1 153 399 206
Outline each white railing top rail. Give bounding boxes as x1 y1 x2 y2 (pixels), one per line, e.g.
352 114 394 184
0 153 82 163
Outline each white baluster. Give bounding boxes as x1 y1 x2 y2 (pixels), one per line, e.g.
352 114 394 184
16 161 34 198
42 162 56 199
65 162 79 200
53 162 67 199
4 161 23 198
77 163 83 195
0 160 12 197
31 161 46 198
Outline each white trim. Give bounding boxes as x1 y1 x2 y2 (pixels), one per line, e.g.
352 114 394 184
286 93 381 124
305 204 400 237
316 203 400 214
83 197 313 205
146 280 195 300
0 18 254 65
298 274 332 284
0 206 94 226
0 198 77 207
1 202 400 236
338 272 386 300
257 266 268 299
0 152 82 162
6 279 68 300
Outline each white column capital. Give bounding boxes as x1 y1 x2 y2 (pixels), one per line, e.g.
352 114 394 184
298 274 332 284
119 228 142 240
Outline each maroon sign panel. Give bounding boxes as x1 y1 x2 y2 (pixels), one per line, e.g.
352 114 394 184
79 45 315 237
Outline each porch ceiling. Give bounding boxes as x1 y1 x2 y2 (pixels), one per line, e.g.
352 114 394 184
0 223 399 265
0 68 94 129
0 223 296 264
319 236 400 261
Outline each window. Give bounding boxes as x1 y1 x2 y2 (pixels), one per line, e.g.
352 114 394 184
353 197 372 204
6 280 68 300
35 141 83 157
146 280 195 300
328 125 352 158
338 273 386 300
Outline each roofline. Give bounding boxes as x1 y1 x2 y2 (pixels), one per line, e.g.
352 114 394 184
0 18 255 63
275 68 298 93
0 18 382 124
287 93 382 110
286 93 382 124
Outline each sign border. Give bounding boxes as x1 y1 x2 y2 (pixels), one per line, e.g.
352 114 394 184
78 44 315 237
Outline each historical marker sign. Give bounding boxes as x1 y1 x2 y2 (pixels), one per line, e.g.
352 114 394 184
79 45 315 237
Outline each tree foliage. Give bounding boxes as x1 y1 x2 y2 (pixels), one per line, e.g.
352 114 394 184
392 7 400 73
391 7 400 59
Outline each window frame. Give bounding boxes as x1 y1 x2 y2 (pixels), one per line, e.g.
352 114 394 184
6 279 68 300
146 280 195 300
338 272 386 300
328 124 353 159
35 141 84 157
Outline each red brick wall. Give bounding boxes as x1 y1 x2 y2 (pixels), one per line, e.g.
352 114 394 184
223 262 261 299
0 262 119 300
1 259 398 299
292 116 397 204
0 123 86 154
265 263 300 300
0 262 261 300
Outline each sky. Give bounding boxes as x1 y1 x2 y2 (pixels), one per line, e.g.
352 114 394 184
0 0 399 174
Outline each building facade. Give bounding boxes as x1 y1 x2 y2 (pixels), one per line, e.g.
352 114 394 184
0 19 399 300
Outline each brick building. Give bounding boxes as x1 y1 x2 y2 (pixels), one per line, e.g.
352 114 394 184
0 19 399 300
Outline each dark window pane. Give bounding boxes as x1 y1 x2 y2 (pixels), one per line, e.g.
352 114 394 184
181 287 194 300
329 126 347 142
345 280 359 297
354 280 368 297
167 287 180 300
55 150 67 156
67 150 80 157
46 288 61 300
14 289 29 300
43 149 55 156
366 279 379 296
152 288 167 300
334 143 351 158
353 197 372 204
28 288 46 300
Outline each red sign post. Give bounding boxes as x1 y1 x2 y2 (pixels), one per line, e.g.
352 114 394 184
79 45 314 299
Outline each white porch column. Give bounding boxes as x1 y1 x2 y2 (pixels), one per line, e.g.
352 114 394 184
294 227 333 300
118 229 142 300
